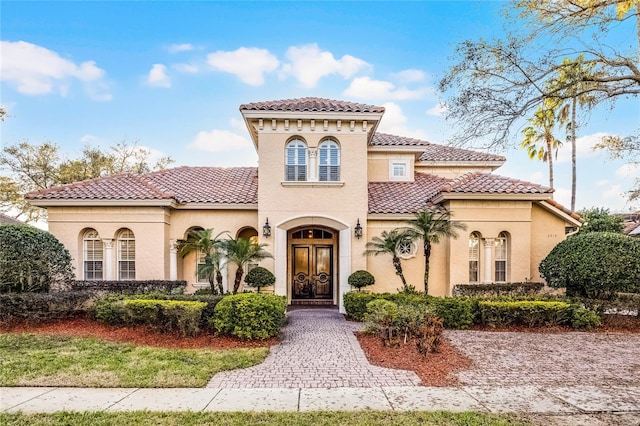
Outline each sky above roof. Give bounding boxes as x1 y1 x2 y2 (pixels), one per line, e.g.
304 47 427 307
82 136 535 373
1 1 638 212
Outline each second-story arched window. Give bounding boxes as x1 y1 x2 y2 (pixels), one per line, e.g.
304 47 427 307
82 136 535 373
318 140 340 181
285 139 307 181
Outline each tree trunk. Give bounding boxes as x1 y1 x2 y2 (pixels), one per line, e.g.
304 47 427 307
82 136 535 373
424 242 432 294
216 270 224 294
233 268 243 294
547 136 554 192
392 255 408 289
571 96 577 211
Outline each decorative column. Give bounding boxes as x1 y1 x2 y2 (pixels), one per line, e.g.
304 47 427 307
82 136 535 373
103 239 114 280
169 239 178 280
220 255 228 293
308 148 317 181
483 238 494 284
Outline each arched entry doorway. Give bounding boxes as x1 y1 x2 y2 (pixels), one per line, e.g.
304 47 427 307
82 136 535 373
288 226 337 305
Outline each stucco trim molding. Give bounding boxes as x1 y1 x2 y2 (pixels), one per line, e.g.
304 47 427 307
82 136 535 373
537 201 583 227
174 203 258 210
28 199 176 208
431 193 550 203
416 160 505 168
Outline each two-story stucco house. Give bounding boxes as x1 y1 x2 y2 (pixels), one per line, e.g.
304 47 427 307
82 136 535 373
26 97 581 312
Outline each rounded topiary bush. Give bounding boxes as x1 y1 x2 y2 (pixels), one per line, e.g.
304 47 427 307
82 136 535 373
348 270 375 291
244 266 275 293
539 232 640 300
0 225 74 293
212 293 286 339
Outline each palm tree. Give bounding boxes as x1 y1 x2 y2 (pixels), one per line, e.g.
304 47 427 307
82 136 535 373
405 207 467 294
220 237 273 294
178 228 228 294
520 99 563 191
364 229 412 292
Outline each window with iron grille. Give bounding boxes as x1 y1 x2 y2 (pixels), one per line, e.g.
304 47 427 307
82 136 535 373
117 229 135 280
285 139 307 181
83 229 103 280
318 140 340 181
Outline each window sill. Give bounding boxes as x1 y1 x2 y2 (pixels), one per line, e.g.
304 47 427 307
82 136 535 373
281 181 345 188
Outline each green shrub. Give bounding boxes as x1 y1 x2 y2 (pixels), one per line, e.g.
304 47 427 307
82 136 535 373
72 280 187 294
452 282 544 297
348 270 375 291
344 292 383 321
0 225 74 293
570 306 601 330
0 291 96 324
122 299 207 337
539 232 640 300
244 267 276 293
212 293 286 340
430 297 476 329
478 300 572 327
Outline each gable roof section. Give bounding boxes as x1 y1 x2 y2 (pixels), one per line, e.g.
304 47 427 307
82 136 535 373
368 172 552 214
240 97 385 113
371 133 431 147
0 212 28 225
26 167 258 206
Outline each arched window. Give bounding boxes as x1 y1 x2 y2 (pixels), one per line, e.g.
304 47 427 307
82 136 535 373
285 139 307 181
117 229 135 280
495 232 508 282
318 139 340 181
469 232 480 283
83 229 103 280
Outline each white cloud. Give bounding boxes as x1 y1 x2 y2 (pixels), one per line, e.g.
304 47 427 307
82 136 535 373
187 129 253 153
596 179 609 187
615 163 640 178
146 64 171 88
556 132 613 163
392 69 426 83
552 187 571 208
167 43 194 53
376 102 428 139
426 103 448 117
207 47 279 86
603 184 624 199
343 76 430 101
229 117 246 132
280 44 369 88
173 63 199 74
80 134 100 144
0 40 111 100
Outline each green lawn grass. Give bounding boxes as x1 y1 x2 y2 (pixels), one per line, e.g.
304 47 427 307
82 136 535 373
0 333 268 387
0 411 529 426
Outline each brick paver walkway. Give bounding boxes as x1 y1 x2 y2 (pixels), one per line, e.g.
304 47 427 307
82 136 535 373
447 330 640 387
207 307 421 388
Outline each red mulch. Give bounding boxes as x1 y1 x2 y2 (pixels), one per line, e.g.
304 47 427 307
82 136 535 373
466 314 640 334
355 332 472 387
0 317 277 349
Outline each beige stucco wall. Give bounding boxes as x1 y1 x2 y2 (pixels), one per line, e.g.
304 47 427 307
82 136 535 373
46 206 170 281
367 152 415 182
530 203 569 282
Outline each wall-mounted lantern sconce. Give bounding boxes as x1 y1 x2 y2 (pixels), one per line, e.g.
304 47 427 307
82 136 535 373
263 218 272 238
354 218 363 239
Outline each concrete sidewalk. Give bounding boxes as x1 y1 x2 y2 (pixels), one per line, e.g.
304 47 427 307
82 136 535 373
2 385 640 414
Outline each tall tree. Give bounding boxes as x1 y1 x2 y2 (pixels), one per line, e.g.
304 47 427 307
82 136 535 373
0 139 173 222
405 208 467 295
220 237 273 294
440 0 639 150
520 100 564 191
178 228 228 294
364 228 413 293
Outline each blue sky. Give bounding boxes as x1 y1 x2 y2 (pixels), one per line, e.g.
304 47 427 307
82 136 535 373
1 1 638 212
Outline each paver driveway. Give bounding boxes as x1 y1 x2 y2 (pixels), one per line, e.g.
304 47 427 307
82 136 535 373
207 307 421 388
447 330 640 387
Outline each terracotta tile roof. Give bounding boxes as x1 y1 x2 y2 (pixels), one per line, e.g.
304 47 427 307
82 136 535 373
439 173 552 196
239 97 385 113
368 173 449 214
543 198 583 221
26 167 258 205
371 133 431 147
369 172 552 214
0 213 27 225
418 144 505 162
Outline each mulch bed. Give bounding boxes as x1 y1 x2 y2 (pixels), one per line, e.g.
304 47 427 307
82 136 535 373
0 317 277 349
355 332 472 387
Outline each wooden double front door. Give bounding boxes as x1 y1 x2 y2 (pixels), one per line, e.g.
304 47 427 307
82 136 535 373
292 244 333 299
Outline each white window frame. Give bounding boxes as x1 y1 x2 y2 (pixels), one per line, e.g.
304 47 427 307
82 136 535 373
396 240 417 259
285 139 308 181
389 160 410 181
318 140 340 182
117 229 136 281
469 232 480 283
494 232 508 282
83 229 103 281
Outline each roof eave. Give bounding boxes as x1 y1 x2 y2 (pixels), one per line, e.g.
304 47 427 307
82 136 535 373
537 200 583 227
431 193 551 203
174 203 258 210
27 199 177 208
417 160 506 168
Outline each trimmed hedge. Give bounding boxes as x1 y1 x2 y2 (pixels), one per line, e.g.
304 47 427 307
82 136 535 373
0 291 97 323
430 297 476 330
124 299 207 337
478 300 572 327
452 282 544 298
72 280 187 294
212 293 287 340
